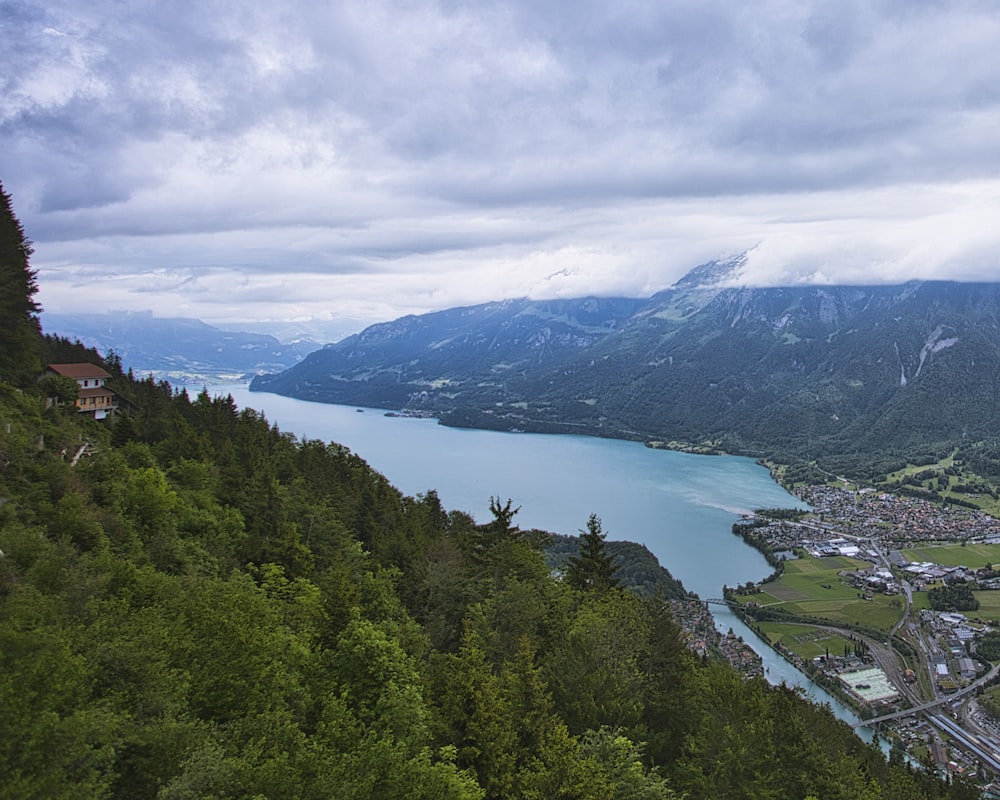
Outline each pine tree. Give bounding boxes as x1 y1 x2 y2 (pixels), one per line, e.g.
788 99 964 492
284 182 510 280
0 182 42 384
565 514 619 593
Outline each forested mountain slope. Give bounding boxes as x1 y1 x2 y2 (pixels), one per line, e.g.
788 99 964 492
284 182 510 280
1 183 982 797
254 262 1000 482
254 295 645 408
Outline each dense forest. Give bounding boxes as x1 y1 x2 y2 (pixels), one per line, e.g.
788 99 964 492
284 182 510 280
0 182 983 798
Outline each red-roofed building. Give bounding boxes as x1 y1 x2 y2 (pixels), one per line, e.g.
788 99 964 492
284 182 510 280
44 363 118 419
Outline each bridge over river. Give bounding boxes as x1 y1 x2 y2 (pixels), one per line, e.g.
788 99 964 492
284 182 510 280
704 598 740 609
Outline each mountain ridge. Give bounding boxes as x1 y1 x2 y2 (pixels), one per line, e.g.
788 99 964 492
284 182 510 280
252 263 1000 479
43 310 320 380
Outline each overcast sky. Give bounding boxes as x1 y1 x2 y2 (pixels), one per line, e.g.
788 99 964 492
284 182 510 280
4 0 1000 339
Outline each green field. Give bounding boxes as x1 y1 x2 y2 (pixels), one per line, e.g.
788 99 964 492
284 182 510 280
910 591 931 612
754 621 858 661
972 591 1000 624
902 542 1000 569
736 555 904 633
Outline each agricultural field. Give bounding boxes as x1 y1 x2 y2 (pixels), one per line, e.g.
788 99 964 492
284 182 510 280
971 591 1000 624
753 621 858 662
901 542 1000 569
734 554 904 633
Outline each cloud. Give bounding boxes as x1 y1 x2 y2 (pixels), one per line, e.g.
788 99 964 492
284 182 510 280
4 0 1000 335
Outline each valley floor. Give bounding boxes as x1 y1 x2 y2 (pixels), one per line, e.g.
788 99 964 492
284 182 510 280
729 484 1000 787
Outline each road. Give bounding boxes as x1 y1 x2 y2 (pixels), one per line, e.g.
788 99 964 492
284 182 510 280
857 663 1000 728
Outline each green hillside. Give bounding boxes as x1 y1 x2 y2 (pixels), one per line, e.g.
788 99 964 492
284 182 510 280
1 184 981 798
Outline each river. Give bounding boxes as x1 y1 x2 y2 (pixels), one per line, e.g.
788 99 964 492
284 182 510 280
212 383 869 731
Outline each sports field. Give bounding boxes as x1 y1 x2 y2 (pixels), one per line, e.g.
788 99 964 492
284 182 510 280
737 554 903 632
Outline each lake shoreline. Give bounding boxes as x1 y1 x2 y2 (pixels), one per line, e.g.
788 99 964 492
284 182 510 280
215 383 864 726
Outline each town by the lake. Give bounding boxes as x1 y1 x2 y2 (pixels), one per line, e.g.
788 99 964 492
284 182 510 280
687 482 1000 794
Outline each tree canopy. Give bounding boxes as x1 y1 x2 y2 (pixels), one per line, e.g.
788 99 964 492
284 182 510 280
0 182 41 383
565 513 620 594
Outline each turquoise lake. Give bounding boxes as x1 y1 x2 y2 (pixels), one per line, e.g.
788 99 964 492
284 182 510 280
214 383 867 728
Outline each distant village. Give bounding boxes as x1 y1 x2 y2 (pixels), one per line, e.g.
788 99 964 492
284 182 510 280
738 486 1000 685
794 485 1000 546
671 485 1000 693
730 483 1000 785
669 598 765 677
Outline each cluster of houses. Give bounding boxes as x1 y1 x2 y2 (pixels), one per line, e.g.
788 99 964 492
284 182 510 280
796 484 1000 545
670 599 764 678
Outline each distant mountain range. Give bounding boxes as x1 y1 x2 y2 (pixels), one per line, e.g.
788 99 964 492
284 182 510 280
43 311 321 381
251 258 1000 478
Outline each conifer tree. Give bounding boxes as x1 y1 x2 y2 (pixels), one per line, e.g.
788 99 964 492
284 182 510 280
487 496 520 536
0 182 42 384
566 514 619 593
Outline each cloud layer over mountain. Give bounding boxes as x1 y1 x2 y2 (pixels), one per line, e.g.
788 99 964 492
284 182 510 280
5 0 1000 336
